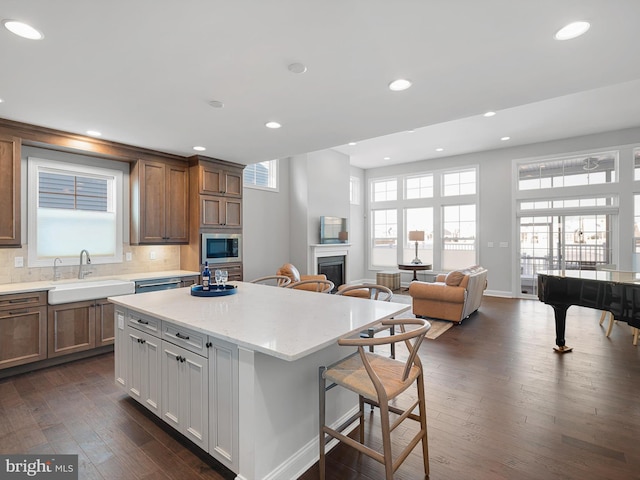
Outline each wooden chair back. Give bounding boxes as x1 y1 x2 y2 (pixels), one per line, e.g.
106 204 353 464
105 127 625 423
249 275 292 287
336 284 393 301
287 279 335 293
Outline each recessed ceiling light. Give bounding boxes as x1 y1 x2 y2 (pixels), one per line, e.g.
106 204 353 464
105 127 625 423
265 121 282 129
407 129 415 133
483 111 496 117
2 20 44 40
0 98 4 103
383 156 391 160
288 63 307 74
208 100 224 108
193 146 206 152
348 142 357 146
86 130 101 137
435 148 444 152
501 136 511 141
555 21 590 40
388 79 412 91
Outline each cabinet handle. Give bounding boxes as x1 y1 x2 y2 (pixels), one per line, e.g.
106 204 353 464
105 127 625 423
175 332 189 340
181 356 186 363
205 342 212 348
9 298 29 304
137 319 149 325
175 354 180 361
8 309 29 315
137 338 146 344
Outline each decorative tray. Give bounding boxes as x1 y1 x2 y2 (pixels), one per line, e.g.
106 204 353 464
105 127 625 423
190 284 237 297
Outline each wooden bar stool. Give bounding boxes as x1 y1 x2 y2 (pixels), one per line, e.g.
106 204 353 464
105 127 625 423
319 318 430 480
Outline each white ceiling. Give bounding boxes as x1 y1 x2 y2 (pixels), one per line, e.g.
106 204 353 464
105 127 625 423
1 1 639 169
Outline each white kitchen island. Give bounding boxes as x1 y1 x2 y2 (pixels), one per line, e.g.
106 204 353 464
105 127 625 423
109 281 410 480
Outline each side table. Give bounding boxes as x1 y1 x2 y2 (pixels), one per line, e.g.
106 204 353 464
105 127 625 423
398 263 432 282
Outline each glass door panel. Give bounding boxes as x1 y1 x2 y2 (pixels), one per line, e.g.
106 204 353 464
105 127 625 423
519 214 613 295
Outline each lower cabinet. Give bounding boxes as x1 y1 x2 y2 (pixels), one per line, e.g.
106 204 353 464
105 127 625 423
95 298 115 347
116 308 238 472
126 325 162 416
114 308 127 390
207 337 239 472
48 300 96 358
48 297 116 358
161 340 209 451
0 292 47 370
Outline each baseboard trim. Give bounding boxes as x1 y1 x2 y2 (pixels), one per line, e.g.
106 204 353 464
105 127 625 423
261 406 359 480
484 289 514 298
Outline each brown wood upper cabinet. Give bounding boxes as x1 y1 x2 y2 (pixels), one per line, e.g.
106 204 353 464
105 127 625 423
199 162 242 197
0 134 21 247
131 159 189 244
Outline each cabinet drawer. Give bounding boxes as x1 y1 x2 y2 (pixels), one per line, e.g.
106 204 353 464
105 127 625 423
0 291 47 310
128 311 161 337
162 323 207 357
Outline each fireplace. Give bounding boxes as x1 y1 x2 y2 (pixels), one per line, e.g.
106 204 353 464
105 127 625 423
317 256 345 293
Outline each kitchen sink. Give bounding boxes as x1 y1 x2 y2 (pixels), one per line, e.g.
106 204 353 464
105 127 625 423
48 279 135 305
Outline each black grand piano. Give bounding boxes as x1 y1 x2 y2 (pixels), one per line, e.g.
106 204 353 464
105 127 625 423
538 270 640 352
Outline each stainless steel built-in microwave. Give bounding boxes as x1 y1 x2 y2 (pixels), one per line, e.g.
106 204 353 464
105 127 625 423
201 233 242 264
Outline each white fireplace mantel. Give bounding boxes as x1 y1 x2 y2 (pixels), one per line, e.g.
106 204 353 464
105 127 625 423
308 243 351 276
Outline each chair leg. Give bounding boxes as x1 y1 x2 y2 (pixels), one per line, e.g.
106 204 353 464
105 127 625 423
389 326 395 359
358 395 365 443
378 402 394 480
633 327 639 346
318 367 327 480
416 373 430 476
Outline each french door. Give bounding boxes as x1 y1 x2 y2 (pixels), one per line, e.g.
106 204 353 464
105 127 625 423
519 213 614 296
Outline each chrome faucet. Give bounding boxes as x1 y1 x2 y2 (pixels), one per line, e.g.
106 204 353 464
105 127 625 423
78 249 92 279
53 257 62 281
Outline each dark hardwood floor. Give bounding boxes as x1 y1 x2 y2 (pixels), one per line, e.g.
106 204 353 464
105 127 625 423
1 296 640 479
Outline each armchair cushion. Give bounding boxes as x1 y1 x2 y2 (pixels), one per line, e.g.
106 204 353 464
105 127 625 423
445 270 465 286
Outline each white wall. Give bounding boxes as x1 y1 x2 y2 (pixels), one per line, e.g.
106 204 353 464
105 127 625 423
242 158 292 282
287 149 351 276
349 166 366 282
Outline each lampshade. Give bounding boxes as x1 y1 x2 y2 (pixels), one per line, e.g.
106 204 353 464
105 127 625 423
338 231 349 242
409 230 425 242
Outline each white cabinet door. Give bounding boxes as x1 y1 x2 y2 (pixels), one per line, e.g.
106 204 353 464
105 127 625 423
127 326 161 416
114 309 127 390
161 340 209 451
208 337 239 471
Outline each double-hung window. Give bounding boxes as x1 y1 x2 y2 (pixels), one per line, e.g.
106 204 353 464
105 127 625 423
27 157 124 267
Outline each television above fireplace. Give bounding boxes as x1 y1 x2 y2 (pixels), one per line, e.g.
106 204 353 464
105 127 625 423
320 216 348 244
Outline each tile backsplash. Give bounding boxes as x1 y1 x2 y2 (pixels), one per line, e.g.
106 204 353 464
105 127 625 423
0 244 182 284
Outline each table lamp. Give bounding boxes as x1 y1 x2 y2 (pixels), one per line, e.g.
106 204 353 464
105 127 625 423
409 230 425 264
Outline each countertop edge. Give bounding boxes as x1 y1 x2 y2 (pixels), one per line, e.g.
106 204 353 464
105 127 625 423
0 270 200 296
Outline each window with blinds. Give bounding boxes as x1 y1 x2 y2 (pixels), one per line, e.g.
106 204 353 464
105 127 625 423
27 156 123 267
39 172 109 211
244 159 278 190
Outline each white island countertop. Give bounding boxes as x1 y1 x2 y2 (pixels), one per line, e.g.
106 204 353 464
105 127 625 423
108 281 410 361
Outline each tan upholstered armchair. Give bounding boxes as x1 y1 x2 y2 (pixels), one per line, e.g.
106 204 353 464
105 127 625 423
276 263 328 292
408 266 488 323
